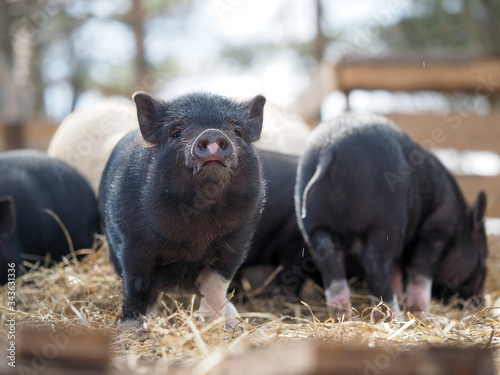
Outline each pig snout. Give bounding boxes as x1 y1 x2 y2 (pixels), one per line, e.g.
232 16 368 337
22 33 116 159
192 129 234 165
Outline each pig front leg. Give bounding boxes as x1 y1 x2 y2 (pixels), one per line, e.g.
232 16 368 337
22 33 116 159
120 252 156 322
310 230 352 320
361 230 402 316
196 269 241 328
122 275 152 321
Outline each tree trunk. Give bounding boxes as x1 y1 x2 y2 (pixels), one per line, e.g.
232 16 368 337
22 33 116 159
478 0 500 56
312 0 326 62
130 0 149 91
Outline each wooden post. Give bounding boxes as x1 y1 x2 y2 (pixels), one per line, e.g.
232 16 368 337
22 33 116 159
3 121 25 150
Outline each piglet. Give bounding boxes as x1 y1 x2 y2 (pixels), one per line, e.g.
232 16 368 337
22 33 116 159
295 114 488 319
242 149 322 296
0 150 99 284
99 91 266 327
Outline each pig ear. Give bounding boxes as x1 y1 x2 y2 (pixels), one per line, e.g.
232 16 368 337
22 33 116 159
245 95 266 142
0 196 16 238
470 191 487 231
133 91 164 144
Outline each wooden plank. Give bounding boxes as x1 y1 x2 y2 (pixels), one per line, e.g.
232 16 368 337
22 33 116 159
24 121 58 138
456 175 500 217
18 329 111 366
0 119 58 128
385 113 500 217
1 340 496 375
2 340 496 375
0 121 57 151
295 56 500 124
386 112 500 153
3 123 24 150
208 341 495 375
335 56 500 92
24 123 57 151
0 329 114 375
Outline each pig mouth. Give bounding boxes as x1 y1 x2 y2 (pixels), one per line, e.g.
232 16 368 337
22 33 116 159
202 160 226 168
193 158 231 172
191 158 235 187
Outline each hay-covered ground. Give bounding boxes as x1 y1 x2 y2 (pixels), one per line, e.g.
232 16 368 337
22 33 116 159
1 234 500 373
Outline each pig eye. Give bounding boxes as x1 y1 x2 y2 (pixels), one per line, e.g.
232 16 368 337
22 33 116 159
234 129 242 137
172 130 182 139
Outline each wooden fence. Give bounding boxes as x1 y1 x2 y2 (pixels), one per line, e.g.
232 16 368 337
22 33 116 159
386 112 500 217
0 120 57 151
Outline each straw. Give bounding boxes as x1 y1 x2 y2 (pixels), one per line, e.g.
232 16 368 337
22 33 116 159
0 235 499 372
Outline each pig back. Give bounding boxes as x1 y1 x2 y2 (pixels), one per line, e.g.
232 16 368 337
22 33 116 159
0 150 99 265
297 115 413 236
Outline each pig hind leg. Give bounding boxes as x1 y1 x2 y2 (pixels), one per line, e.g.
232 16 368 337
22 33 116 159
361 230 402 316
310 230 352 320
405 240 443 312
392 266 404 301
406 272 432 313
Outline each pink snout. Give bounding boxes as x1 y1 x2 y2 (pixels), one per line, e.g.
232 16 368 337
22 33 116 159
192 129 233 165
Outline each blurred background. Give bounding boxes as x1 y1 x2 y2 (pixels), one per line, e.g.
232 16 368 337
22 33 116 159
0 0 499 225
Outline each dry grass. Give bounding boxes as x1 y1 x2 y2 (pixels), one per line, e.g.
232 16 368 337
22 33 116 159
1 235 500 373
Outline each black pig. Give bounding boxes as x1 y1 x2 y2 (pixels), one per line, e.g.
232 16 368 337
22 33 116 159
99 91 266 327
242 149 322 296
0 150 99 284
295 114 488 319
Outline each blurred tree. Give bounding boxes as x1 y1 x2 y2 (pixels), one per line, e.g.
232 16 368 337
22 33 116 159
130 0 148 90
378 0 500 55
373 0 500 108
219 0 335 75
0 0 191 135
312 0 326 62
0 1 38 149
2 0 498 141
